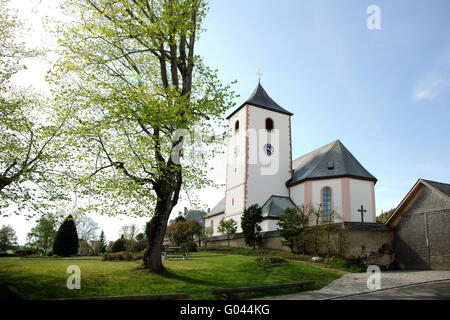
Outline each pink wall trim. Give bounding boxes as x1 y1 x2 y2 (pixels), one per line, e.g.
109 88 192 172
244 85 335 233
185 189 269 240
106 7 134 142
341 178 351 222
371 182 376 222
304 181 312 209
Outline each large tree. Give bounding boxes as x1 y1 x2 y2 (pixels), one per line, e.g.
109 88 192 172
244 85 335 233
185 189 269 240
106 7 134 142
0 225 18 251
120 224 139 241
0 0 68 217
50 0 235 271
25 214 59 254
75 214 99 241
120 223 140 252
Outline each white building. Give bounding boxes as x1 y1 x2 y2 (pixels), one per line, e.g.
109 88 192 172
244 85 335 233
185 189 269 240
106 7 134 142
206 82 377 237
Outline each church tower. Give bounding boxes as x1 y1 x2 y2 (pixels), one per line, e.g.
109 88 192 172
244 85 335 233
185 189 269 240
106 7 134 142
224 82 293 230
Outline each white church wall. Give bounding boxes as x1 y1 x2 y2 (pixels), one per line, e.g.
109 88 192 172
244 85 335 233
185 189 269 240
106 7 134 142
208 214 225 237
225 215 243 234
349 179 375 223
246 105 291 209
311 179 343 222
225 107 248 217
207 214 242 237
289 178 347 223
289 183 305 206
260 219 280 232
225 184 246 217
226 109 247 190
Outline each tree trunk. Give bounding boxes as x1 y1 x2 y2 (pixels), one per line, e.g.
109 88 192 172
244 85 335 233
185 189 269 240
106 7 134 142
0 177 11 191
143 193 174 272
327 227 330 257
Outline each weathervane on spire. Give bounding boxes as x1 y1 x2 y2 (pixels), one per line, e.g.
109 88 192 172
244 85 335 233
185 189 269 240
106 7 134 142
257 68 263 83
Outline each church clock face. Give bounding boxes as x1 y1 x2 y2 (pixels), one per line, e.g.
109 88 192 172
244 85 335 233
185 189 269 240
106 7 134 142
264 143 274 156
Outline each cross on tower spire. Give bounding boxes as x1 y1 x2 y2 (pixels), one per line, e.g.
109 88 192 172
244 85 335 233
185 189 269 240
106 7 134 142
256 68 263 82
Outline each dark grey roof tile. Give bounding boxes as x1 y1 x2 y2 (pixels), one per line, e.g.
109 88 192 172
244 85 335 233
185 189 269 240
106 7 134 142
226 82 293 119
287 140 377 186
207 197 225 217
261 196 296 218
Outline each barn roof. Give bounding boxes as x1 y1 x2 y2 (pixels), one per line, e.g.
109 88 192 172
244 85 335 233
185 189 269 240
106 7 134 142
286 140 377 187
422 179 450 198
226 82 293 119
386 179 450 227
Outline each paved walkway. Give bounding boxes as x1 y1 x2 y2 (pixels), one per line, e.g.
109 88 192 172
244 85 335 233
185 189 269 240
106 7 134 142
337 280 450 300
263 271 450 300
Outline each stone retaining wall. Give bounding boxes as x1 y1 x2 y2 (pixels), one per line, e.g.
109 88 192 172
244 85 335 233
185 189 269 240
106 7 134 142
206 222 395 267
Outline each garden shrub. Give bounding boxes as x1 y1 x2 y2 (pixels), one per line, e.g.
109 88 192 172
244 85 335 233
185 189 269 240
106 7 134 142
166 219 202 252
15 249 36 256
102 251 143 261
289 224 347 256
0 253 15 257
112 237 127 253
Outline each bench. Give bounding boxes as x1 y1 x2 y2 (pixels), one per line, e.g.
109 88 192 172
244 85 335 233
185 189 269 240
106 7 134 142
210 280 315 299
162 247 189 260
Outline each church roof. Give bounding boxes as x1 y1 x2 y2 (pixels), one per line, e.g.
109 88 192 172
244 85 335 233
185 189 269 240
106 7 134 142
226 82 293 119
261 196 296 218
184 210 206 227
206 197 225 217
286 140 377 187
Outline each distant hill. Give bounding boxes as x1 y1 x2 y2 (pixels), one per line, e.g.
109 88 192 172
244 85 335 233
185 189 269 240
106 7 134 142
377 208 395 223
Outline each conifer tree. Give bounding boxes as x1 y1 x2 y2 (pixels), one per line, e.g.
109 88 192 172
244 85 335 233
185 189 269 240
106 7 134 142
241 204 263 250
99 230 106 254
53 215 79 256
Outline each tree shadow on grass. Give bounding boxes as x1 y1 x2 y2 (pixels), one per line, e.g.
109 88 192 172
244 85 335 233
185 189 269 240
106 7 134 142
0 286 22 300
156 268 225 288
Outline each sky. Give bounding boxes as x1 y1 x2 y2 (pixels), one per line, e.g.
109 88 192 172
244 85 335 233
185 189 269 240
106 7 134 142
2 0 450 245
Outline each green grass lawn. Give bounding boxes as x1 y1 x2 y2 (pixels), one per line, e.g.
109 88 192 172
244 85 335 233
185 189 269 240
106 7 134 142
0 252 342 300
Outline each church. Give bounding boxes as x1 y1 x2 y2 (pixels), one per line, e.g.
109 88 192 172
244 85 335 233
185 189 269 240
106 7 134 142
206 82 377 237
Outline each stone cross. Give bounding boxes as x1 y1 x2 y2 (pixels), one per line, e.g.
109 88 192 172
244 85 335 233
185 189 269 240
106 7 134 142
358 205 367 223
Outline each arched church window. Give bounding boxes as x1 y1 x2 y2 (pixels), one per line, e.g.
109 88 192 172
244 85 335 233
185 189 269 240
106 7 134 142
322 187 332 222
235 120 239 133
265 118 274 131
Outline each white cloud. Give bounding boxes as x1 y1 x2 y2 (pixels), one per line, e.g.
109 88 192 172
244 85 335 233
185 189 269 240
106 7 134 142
412 74 449 101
